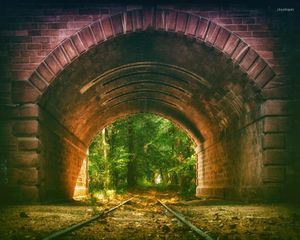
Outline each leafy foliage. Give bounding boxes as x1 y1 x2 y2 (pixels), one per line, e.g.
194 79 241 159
88 114 196 195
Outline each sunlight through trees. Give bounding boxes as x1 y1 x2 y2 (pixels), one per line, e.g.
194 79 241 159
88 114 196 195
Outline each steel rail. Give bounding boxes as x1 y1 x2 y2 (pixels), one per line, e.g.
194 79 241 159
42 198 132 240
157 199 214 240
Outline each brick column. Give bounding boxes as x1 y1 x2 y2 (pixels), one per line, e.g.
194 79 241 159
3 104 40 202
260 99 294 200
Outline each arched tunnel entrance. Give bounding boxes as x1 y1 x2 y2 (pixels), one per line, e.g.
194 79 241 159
1 4 299 239
36 28 266 202
4 8 292 203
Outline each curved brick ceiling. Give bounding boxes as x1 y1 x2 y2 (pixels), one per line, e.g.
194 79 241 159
38 31 262 146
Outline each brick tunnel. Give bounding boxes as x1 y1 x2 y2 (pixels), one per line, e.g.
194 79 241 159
0 3 299 203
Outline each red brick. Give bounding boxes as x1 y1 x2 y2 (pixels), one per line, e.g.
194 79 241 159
247 57 266 79
12 57 29 64
263 117 292 133
255 65 275 88
11 70 32 81
258 51 274 60
155 9 165 30
214 28 230 50
52 48 68 68
14 104 39 119
166 10 177 31
143 8 154 30
90 21 105 43
239 48 258 71
29 56 45 63
232 17 243 24
263 84 292 99
235 31 252 37
111 14 124 35
215 18 233 24
41 43 55 50
13 120 38 136
252 31 270 38
125 11 134 33
132 10 143 31
205 22 220 44
263 134 285 149
223 34 239 56
12 81 40 103
37 23 48 29
61 39 78 60
18 138 39 151
78 27 96 49
27 43 41 50
263 150 287 165
33 16 58 22
185 15 199 36
247 24 267 31
45 54 62 75
242 37 276 46
101 17 113 38
262 100 292 116
176 12 188 33
48 22 68 29
28 30 41 36
74 15 93 21
195 18 209 40
8 153 39 168
40 29 60 36
36 62 54 83
29 71 48 91
231 41 248 63
70 34 86 54
67 21 90 29
224 24 247 31
8 168 38 185
262 167 285 183
252 44 275 52
16 185 39 202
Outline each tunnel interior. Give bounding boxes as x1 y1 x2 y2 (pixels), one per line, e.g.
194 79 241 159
36 30 265 202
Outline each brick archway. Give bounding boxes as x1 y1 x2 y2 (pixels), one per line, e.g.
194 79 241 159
2 7 294 203
27 9 275 96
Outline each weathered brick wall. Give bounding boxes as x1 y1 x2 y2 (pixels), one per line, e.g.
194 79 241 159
198 119 269 200
0 4 285 89
0 3 297 202
0 104 40 202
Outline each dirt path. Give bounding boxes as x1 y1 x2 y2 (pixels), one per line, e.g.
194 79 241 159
1 191 300 240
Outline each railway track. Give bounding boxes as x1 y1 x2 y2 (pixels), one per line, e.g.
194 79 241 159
42 197 214 240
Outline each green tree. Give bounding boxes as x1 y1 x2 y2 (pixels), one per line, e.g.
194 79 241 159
88 114 196 195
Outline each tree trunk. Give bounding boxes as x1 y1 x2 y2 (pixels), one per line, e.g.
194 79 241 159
102 128 109 191
127 118 137 188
